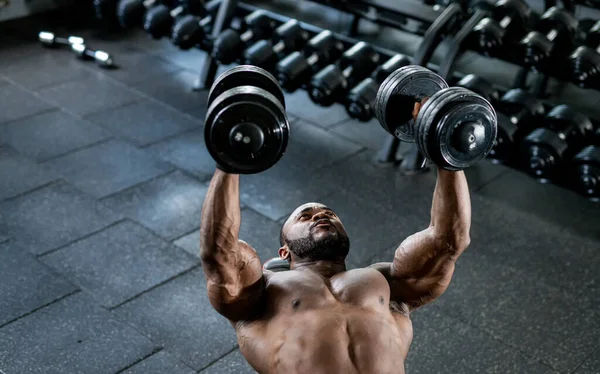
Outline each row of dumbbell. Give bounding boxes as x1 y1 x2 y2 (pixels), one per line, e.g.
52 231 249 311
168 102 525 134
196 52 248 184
455 74 600 199
467 0 600 89
91 1 421 123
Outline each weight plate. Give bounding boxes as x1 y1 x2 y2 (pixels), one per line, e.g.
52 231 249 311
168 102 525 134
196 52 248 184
205 85 289 174
375 65 448 142
415 86 465 162
488 112 518 162
375 65 420 138
172 15 201 50
117 0 144 28
419 87 497 170
208 65 285 109
143 4 172 39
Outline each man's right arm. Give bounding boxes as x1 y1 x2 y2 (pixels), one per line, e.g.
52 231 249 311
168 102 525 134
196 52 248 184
200 169 265 323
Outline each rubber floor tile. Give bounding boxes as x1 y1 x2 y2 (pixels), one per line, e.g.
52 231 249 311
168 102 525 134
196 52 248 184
40 220 198 308
0 292 158 374
43 139 173 199
100 171 208 241
0 181 123 256
1 110 110 162
113 268 238 371
0 241 77 326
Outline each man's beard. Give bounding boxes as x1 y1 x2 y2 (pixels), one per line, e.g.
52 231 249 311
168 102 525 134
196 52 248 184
287 231 350 261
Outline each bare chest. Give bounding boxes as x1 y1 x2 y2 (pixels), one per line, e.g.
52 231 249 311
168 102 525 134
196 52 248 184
265 268 393 311
236 269 413 373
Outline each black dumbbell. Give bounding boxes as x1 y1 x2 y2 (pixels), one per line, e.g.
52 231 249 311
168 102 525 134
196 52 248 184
275 30 345 93
71 43 115 68
204 65 290 174
519 105 594 180
308 41 380 107
243 19 310 71
39 31 85 49
455 74 500 104
568 145 600 200
171 2 224 50
489 88 545 163
375 65 497 170
568 20 600 89
211 11 276 65
518 6 578 72
468 0 532 57
143 0 205 39
117 0 162 28
344 54 412 122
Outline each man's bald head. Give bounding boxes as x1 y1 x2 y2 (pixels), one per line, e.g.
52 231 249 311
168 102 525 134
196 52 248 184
278 202 349 263
280 203 331 245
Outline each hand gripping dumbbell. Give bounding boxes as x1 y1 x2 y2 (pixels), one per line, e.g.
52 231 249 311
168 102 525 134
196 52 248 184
117 0 162 28
71 43 115 68
204 65 290 174
520 105 595 180
489 88 545 163
375 65 497 171
143 0 205 39
275 30 345 93
211 11 276 65
171 2 224 50
518 6 578 72
568 145 600 200
39 31 85 49
468 0 532 57
344 54 412 121
455 74 499 104
568 20 600 89
308 41 380 107
242 19 310 71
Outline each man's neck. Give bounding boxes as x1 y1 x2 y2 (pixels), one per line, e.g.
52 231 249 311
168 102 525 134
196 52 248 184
291 259 346 278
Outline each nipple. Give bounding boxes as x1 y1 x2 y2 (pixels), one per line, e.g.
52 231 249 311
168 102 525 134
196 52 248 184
292 299 301 309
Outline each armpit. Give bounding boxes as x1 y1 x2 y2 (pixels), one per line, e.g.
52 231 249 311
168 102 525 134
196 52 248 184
390 300 410 316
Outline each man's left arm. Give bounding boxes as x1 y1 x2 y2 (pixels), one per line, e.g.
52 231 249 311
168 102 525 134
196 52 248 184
370 169 471 311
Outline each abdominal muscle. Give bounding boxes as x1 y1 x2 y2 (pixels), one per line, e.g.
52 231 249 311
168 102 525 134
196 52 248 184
238 306 412 374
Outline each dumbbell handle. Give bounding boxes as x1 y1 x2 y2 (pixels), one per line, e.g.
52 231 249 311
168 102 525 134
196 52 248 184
170 5 185 18
498 15 514 30
71 44 114 67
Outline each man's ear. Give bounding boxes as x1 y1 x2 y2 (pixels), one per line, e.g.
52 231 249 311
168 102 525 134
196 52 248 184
278 246 290 261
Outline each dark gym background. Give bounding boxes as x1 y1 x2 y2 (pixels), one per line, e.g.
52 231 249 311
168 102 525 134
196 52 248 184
0 0 599 373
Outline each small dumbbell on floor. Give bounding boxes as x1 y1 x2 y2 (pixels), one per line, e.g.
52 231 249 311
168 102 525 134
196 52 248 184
375 65 498 171
71 43 115 68
39 31 85 49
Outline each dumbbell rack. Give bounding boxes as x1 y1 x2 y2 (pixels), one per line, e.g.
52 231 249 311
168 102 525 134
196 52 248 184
308 0 456 36
90 0 598 200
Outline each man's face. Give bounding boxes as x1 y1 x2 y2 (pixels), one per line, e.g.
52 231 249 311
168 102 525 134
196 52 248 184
281 203 350 262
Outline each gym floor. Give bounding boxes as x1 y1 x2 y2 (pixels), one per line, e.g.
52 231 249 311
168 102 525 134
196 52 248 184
0 2 599 374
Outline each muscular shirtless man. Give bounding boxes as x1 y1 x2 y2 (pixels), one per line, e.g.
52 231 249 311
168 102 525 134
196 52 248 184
199 166 470 374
